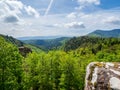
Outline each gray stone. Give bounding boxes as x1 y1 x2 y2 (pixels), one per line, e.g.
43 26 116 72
85 62 120 90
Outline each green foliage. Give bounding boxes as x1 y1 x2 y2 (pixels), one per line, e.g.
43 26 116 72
1 35 120 90
87 29 120 38
24 44 43 53
64 36 120 52
0 34 23 47
23 37 70 51
0 36 23 90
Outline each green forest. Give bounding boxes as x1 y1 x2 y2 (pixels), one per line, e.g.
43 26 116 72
0 35 120 90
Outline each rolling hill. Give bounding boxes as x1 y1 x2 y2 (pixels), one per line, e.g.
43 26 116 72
64 36 120 53
0 34 23 47
1 32 120 90
0 34 43 53
87 29 120 38
22 37 70 51
20 29 120 51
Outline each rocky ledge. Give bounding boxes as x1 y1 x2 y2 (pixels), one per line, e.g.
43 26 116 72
85 62 120 90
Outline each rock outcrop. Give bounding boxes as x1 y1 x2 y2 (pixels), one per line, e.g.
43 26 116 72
19 46 32 57
85 62 120 90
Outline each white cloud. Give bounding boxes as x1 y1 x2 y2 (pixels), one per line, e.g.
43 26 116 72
0 0 40 24
25 6 40 18
64 22 85 29
0 0 120 37
0 0 23 16
77 0 100 5
52 21 85 29
103 16 120 25
1 9 120 37
66 8 120 34
75 0 101 11
66 12 77 19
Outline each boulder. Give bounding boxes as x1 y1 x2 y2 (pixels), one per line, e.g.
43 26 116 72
85 62 120 90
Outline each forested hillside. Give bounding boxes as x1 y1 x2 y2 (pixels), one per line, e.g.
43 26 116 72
64 36 120 53
0 34 43 54
0 36 23 90
0 34 23 47
0 35 120 90
87 29 120 38
23 37 70 51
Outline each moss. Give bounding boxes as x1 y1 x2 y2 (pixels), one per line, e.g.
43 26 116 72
114 63 119 68
87 65 95 81
107 83 111 90
88 81 93 85
94 82 97 88
95 62 105 68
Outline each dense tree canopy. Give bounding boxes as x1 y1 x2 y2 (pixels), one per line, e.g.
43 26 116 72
0 36 120 90
0 37 23 90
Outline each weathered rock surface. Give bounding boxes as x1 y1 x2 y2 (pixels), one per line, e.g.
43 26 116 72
85 62 120 90
19 46 32 57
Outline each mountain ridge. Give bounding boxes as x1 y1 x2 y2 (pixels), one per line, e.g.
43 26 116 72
0 34 43 53
17 36 71 40
0 34 23 47
87 29 120 38
22 37 70 51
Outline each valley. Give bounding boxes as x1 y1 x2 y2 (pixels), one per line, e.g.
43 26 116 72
0 29 120 90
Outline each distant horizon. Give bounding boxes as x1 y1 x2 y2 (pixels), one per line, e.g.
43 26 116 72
1 28 119 38
15 28 120 38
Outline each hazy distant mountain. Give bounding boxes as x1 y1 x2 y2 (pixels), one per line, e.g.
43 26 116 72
87 29 120 38
17 36 67 40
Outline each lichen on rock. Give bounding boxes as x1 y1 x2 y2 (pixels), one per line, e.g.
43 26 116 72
85 62 120 90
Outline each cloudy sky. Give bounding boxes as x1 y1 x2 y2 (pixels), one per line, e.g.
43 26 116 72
0 0 120 37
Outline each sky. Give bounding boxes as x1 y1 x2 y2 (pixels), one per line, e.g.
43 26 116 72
0 0 120 37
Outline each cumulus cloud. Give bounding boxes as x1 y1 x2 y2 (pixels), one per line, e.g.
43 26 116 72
77 0 100 5
1 0 120 37
103 16 120 25
0 0 40 23
75 0 101 11
25 6 40 18
64 22 85 29
66 8 120 33
4 15 20 23
52 21 85 29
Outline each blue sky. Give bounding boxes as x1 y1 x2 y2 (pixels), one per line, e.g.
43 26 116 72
20 0 120 14
100 0 120 9
0 0 120 37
